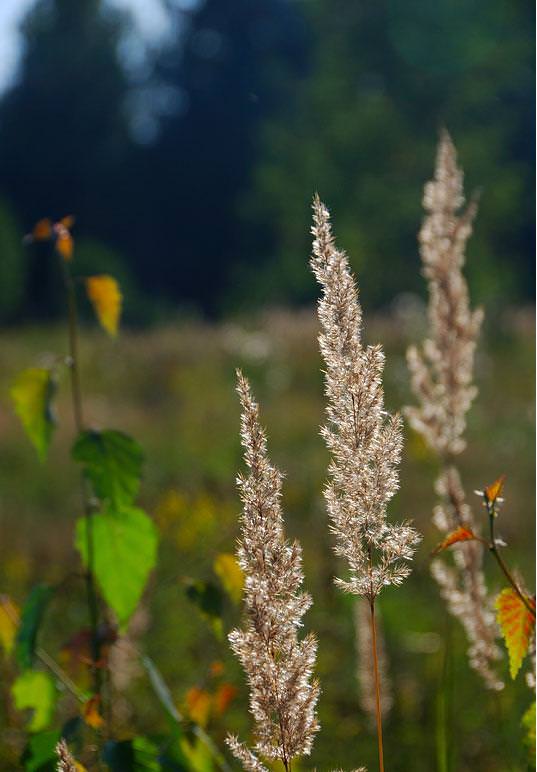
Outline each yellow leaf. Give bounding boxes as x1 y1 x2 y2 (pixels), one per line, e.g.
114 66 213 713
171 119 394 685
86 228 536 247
484 475 506 504
495 588 536 679
0 595 19 655
213 553 243 604
432 526 476 555
10 367 57 460
83 695 105 729
186 687 212 727
85 275 122 337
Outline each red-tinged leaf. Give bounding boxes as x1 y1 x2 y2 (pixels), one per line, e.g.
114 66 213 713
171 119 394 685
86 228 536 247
83 695 104 729
495 588 536 679
432 526 476 555
55 228 73 261
59 215 75 230
213 683 237 716
31 218 53 241
484 475 506 504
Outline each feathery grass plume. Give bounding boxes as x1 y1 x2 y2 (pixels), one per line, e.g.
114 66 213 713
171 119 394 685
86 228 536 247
406 129 483 457
355 600 392 726
227 371 319 771
311 195 420 772
405 132 503 690
55 739 77 772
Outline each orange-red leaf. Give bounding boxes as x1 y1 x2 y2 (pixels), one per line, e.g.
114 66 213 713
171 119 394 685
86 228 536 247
55 228 74 261
432 526 476 555
495 588 536 679
83 695 104 729
186 686 212 727
85 275 122 337
484 475 506 504
213 683 237 715
32 218 53 241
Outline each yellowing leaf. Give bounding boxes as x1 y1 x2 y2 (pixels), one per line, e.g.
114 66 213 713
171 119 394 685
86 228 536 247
213 683 237 715
12 670 56 732
0 595 19 655
495 588 536 679
186 687 212 727
432 526 476 555
83 695 105 729
85 275 122 337
10 368 57 461
31 218 53 241
213 553 243 604
484 475 506 504
56 228 73 261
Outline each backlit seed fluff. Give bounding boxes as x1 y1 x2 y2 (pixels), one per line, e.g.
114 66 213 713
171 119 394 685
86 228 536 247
226 371 320 770
311 195 421 601
55 740 77 772
406 133 502 690
406 130 483 456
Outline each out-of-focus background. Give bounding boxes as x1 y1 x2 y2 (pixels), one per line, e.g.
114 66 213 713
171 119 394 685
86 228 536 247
0 1 534 770
0 0 534 320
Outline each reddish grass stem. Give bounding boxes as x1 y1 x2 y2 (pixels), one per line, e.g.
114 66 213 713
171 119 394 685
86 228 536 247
369 599 385 772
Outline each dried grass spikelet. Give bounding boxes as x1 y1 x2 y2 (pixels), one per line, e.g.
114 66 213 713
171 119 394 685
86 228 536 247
355 600 392 725
431 467 503 689
406 130 483 457
310 195 421 600
55 739 77 772
227 371 320 771
406 132 503 690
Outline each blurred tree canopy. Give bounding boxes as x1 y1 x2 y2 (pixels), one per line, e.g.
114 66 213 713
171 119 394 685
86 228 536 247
0 0 533 320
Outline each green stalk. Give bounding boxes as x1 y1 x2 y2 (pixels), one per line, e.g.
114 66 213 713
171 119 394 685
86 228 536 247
62 262 102 700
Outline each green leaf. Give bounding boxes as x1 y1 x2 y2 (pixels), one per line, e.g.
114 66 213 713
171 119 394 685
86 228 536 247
522 702 536 767
16 585 52 670
21 730 61 772
10 368 57 461
72 429 144 507
76 506 157 627
12 670 56 732
184 580 223 639
103 737 161 771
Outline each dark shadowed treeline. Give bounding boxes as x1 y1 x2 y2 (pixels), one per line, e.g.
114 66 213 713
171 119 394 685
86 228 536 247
0 0 533 321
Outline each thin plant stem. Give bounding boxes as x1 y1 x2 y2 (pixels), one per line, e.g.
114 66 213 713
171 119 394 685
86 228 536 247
62 263 102 700
369 599 385 772
487 504 535 619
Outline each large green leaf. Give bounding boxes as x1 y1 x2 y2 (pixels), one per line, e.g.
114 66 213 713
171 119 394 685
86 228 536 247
10 368 57 461
72 429 144 507
12 670 56 732
103 737 161 771
21 730 61 772
76 506 157 627
16 585 52 670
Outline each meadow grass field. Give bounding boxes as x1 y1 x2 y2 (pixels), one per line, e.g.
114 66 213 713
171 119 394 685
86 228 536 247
0 304 534 771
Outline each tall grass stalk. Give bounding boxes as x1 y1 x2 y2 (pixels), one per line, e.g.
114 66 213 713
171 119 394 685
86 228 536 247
310 195 421 771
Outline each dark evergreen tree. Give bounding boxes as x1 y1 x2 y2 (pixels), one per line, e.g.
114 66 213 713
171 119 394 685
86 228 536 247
0 0 132 316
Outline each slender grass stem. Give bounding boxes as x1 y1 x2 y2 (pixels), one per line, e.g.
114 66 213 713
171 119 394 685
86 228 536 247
487 504 535 619
369 599 385 772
